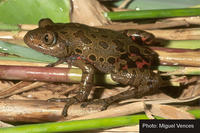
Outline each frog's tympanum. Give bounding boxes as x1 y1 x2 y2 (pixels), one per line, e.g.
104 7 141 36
24 18 162 116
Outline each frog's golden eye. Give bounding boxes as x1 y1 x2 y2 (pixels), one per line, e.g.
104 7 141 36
42 32 56 45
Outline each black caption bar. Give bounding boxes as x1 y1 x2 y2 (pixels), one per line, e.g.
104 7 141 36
140 119 200 133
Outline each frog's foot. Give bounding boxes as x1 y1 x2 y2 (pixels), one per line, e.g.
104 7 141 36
48 97 78 116
81 99 112 111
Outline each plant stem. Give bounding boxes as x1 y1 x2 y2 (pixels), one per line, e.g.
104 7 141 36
0 108 199 133
105 8 200 20
0 114 148 133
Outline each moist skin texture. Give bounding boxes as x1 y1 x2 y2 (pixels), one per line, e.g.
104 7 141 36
24 18 162 116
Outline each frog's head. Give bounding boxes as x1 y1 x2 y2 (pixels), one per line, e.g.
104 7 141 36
24 18 72 58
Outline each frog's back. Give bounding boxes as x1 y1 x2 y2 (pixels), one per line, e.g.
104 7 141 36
57 23 155 73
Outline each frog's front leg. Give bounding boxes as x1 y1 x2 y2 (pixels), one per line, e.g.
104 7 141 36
121 29 155 45
46 55 82 67
48 60 95 116
82 68 162 110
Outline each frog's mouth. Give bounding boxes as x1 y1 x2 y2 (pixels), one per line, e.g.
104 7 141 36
24 31 49 55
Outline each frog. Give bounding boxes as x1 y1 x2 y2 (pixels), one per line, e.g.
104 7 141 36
24 18 162 116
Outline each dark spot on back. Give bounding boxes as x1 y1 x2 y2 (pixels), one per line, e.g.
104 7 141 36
74 30 92 44
75 48 82 54
107 57 116 64
129 46 140 55
112 40 125 52
143 48 153 55
89 54 96 61
120 53 128 59
112 40 124 46
132 36 143 44
99 57 104 62
119 53 137 68
82 37 92 44
127 60 137 68
99 41 109 49
139 56 150 64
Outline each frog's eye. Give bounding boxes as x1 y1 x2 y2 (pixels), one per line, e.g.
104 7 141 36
42 32 57 45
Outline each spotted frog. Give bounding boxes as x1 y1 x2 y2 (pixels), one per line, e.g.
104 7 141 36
24 18 162 116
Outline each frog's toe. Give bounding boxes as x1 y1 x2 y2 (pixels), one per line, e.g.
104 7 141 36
47 97 78 116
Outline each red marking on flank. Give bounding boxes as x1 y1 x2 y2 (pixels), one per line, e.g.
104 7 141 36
122 65 128 70
136 60 150 68
77 56 82 60
131 36 136 41
130 53 136 56
141 37 146 41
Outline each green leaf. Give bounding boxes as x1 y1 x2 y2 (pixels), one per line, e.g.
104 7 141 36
0 41 57 63
0 0 70 24
188 109 200 119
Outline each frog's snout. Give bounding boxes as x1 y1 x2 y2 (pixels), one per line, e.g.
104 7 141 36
24 31 33 46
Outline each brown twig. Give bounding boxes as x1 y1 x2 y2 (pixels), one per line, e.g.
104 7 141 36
0 99 64 122
0 121 13 128
70 0 110 26
118 0 132 9
0 99 141 123
0 81 47 98
0 31 26 41
147 28 200 40
18 24 37 31
152 47 200 67
69 102 144 121
165 16 200 25
98 20 190 30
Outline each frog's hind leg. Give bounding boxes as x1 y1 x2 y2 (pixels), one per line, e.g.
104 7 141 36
81 68 162 110
111 68 162 97
121 29 155 45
